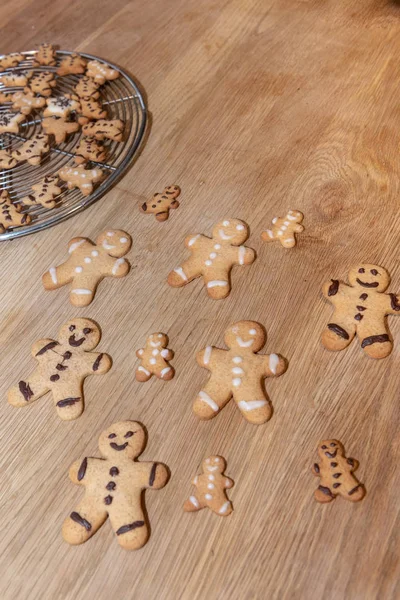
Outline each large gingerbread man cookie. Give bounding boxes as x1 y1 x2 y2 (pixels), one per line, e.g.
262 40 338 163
184 456 234 516
261 209 304 248
8 318 111 421
312 440 365 503
194 321 287 424
135 333 175 382
168 219 256 300
62 421 169 550
321 264 400 359
42 229 132 306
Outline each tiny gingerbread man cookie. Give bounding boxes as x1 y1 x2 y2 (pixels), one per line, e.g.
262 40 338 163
0 111 25 134
0 72 30 87
261 209 304 248
168 219 255 300
57 53 87 76
322 264 400 359
82 119 124 142
11 90 46 115
42 229 132 306
0 191 31 233
140 185 181 222
62 421 169 550
8 318 111 420
135 333 175 382
77 97 107 124
33 43 56 66
41 116 80 144
58 165 104 196
12 133 49 166
0 52 24 70
184 456 234 516
195 321 287 424
0 92 11 104
0 149 18 169
73 137 107 165
86 60 120 85
312 440 365 503
44 95 81 119
28 71 56 97
74 76 101 99
22 175 62 209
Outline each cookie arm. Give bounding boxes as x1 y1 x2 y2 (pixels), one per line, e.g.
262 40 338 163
386 293 400 315
262 353 287 377
184 234 203 249
224 477 234 489
346 458 359 472
30 338 59 358
109 257 130 278
311 463 321 477
42 253 77 290
234 245 256 266
136 462 169 489
322 279 345 300
82 351 112 375
196 346 222 370
294 224 304 232
136 348 144 358
68 457 96 484
161 348 174 360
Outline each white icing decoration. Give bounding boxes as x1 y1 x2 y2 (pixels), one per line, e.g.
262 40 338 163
272 217 278 224
91 250 99 257
69 239 85 253
188 234 200 246
75 266 83 273
205 260 212 266
174 267 187 281
161 367 171 377
150 341 161 347
205 493 213 500
152 349 159 356
281 225 287 231
277 231 283 236
236 224 245 231
232 356 242 363
266 229 274 238
218 229 234 240
120 237 127 243
249 328 257 335
161 349 169 358
207 280 228 288
49 267 57 284
238 400 267 411
208 474 215 481
138 349 144 356
107 231 114 236
103 240 116 250
269 353 280 374
138 366 150 375
232 367 244 375
214 244 221 250
193 476 198 485
189 495 199 508
208 465 218 471
232 378 241 387
199 391 219 412
84 257 91 263
149 358 157 365
222 220 230 226
71 288 92 295
158 334 163 338
203 346 212 365
207 483 215 490
236 337 253 348
219 501 231 514
238 246 246 265
210 252 217 259
284 221 290 226
287 214 297 221
112 257 125 275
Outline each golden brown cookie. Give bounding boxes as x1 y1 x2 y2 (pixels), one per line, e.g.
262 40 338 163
62 421 169 550
0 190 31 233
184 456 234 516
86 60 120 84
0 52 24 70
33 43 56 66
312 440 365 503
42 229 132 306
74 76 101 99
12 133 49 166
0 149 18 169
321 264 400 359
82 119 124 142
135 333 175 381
168 219 256 300
22 175 62 209
28 71 56 97
77 96 107 124
0 92 11 104
73 137 107 165
57 53 87 76
261 209 304 248
43 94 81 119
0 72 30 87
194 321 287 424
58 165 104 197
41 116 80 143
140 185 180 222
11 90 46 115
0 111 25 133
8 318 111 421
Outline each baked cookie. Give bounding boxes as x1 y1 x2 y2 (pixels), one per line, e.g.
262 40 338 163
312 440 365 503
33 43 56 66
42 229 132 306
0 190 31 233
0 111 25 133
73 137 107 165
321 264 400 359
184 456 233 516
140 185 180 222
261 209 304 248
8 318 111 421
0 72 30 87
12 133 49 166
168 219 256 300
0 149 18 169
62 421 169 550
194 321 287 424
28 71 56 97
82 119 124 142
22 175 62 209
135 333 175 382
41 116 80 144
86 60 120 85
58 165 104 196
77 97 107 125
0 92 11 104
57 53 87 76
0 52 24 70
74 76 100 99
43 95 81 119
11 90 46 115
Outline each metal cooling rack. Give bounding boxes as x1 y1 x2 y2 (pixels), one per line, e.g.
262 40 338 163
0 49 147 241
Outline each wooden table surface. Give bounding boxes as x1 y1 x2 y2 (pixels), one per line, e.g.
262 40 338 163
1 1 400 598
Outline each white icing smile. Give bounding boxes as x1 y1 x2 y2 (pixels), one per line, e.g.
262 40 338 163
150 341 161 348
102 240 116 250
218 229 234 240
207 466 219 471
236 337 254 348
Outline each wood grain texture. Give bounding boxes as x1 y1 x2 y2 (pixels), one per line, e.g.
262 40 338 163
1 0 400 598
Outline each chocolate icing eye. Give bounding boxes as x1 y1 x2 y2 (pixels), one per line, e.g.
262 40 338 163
83 328 92 334
321 445 327 449
124 431 134 438
330 443 336 447
358 268 365 273
69 325 76 331
108 433 116 439
370 269 378 276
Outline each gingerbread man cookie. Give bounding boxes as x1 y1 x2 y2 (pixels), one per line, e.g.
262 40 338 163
33 43 56 66
74 76 100 99
42 229 132 306
0 52 24 70
322 264 400 359
28 71 56 97
184 456 233 516
57 53 87 76
8 318 111 420
261 209 304 248
140 185 181 222
0 92 11 104
41 116 80 144
22 175 62 209
168 219 256 300
12 133 49 166
0 72 30 87
11 90 46 115
135 333 175 382
0 149 18 169
73 137 106 165
82 119 124 142
62 421 169 550
0 111 25 133
0 191 31 233
86 60 120 85
312 440 365 503
195 321 287 424
58 165 104 196
44 95 81 119
77 97 107 124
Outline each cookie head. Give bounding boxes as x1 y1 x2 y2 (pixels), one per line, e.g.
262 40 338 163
348 264 390 292
318 440 344 460
147 333 168 349
164 185 180 199
286 209 303 223
96 230 132 257
212 219 248 245
202 456 226 473
99 421 146 459
224 321 265 352
59 318 101 350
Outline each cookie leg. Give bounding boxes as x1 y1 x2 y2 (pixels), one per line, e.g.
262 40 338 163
261 229 275 242
135 366 152 382
314 486 335 503
53 384 84 421
357 322 392 359
69 275 99 307
167 259 200 288
339 476 365 502
193 381 231 420
108 504 149 550
281 234 296 248
233 382 271 425
321 317 356 352
203 270 231 300
211 498 233 517
62 499 107 545
183 495 204 512
158 365 174 380
8 371 48 407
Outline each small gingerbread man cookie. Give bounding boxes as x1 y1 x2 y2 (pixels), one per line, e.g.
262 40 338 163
82 119 124 142
168 219 256 300
22 175 62 209
321 264 400 359
8 318 111 420
184 456 234 516
28 71 56 97
86 60 120 84
0 149 18 170
261 209 304 248
140 185 180 222
0 52 24 70
33 43 56 66
44 95 81 119
77 97 107 124
12 133 49 166
312 440 365 503
194 321 287 424
73 137 107 165
74 76 101 99
41 116 80 144
0 72 30 87
42 229 132 306
0 191 31 233
0 111 25 133
0 92 11 104
11 90 46 115
58 165 104 196
62 421 169 550
57 53 87 76
135 333 175 382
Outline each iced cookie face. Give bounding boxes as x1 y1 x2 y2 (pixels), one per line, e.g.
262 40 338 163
58 318 101 351
224 320 265 352
147 333 168 349
96 230 132 257
286 209 303 223
99 421 146 460
202 455 226 473
212 219 249 245
318 440 344 460
348 264 390 292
